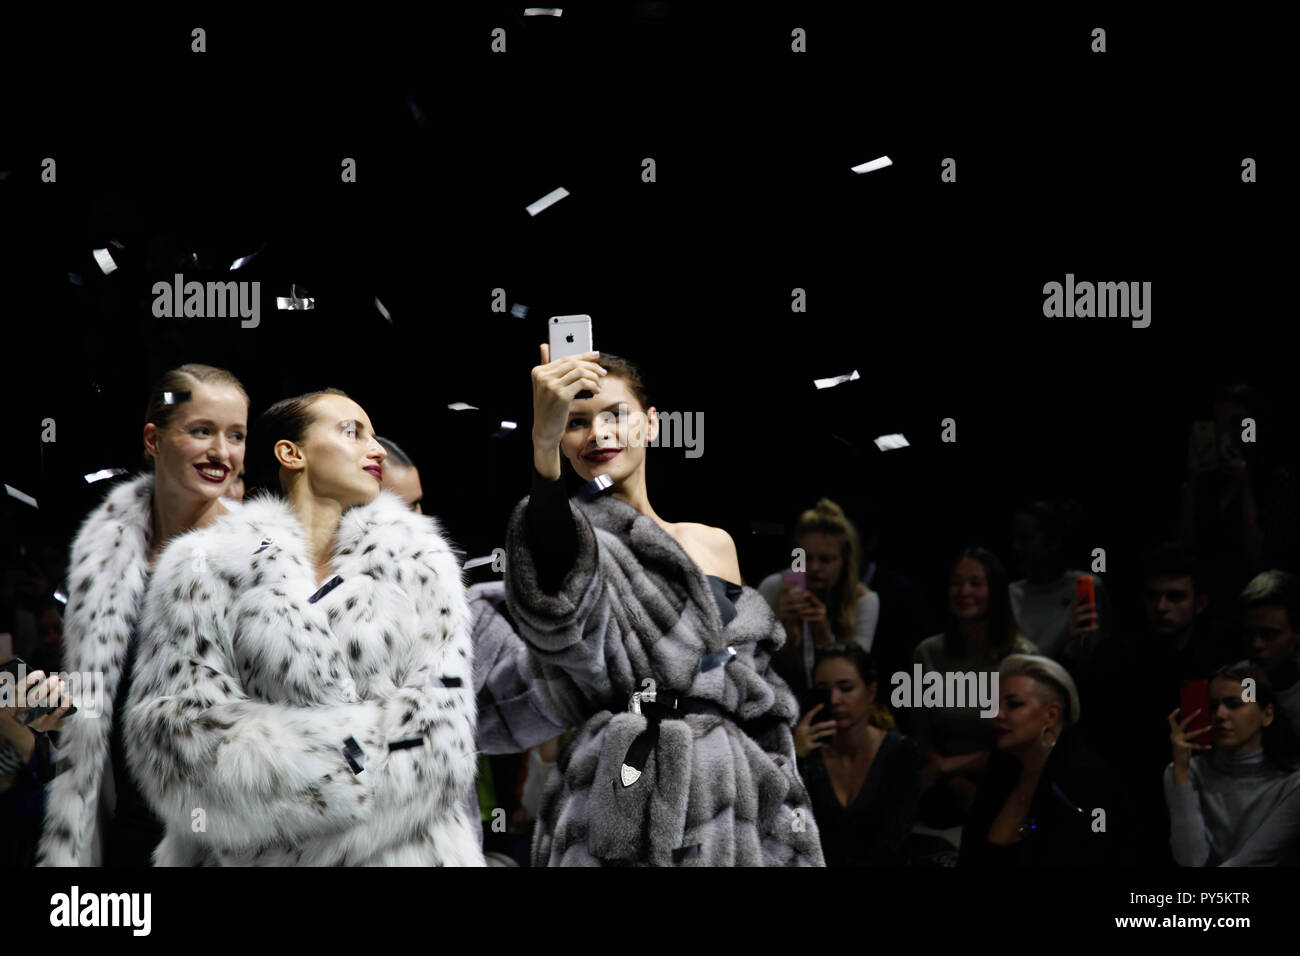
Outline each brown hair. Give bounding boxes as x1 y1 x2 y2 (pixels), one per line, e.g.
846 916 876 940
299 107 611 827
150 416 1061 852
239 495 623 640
595 353 651 411
814 644 895 731
246 388 352 494
142 364 250 468
795 499 862 639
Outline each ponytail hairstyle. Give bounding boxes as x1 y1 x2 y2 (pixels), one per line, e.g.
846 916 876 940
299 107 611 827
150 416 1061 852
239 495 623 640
814 643 894 730
794 499 863 640
142 364 250 468
245 388 352 495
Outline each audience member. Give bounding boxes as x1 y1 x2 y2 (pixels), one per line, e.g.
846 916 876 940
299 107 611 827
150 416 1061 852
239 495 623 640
961 654 1129 866
794 644 921 866
1165 662 1300 865
759 499 879 698
912 547 1035 829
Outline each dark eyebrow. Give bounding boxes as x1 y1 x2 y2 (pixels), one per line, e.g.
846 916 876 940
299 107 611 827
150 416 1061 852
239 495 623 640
184 418 246 429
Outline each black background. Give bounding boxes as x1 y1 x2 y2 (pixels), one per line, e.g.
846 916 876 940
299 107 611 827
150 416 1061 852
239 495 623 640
0 5 1286 921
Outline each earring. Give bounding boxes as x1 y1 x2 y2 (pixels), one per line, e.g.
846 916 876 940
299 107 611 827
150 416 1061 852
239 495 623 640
1040 724 1057 749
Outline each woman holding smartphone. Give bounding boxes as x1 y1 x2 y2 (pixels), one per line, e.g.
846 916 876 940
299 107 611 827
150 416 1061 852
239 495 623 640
37 364 249 867
503 345 823 866
124 388 481 866
1165 662 1300 866
758 499 878 697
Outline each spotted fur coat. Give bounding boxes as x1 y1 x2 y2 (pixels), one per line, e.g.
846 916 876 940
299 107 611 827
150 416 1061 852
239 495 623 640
122 490 483 866
504 493 826 866
37 474 161 866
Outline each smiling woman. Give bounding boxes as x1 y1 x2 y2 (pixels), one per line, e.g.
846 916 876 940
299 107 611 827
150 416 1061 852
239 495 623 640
37 363 250 867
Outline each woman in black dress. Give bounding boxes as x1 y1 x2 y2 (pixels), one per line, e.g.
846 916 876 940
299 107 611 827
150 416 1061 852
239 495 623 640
795 644 922 866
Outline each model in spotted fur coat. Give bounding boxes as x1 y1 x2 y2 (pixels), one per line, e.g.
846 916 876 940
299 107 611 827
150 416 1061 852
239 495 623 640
38 365 250 867
123 390 483 866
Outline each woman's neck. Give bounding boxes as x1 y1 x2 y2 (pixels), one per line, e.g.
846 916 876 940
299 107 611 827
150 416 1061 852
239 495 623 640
830 718 880 757
957 618 990 649
288 486 345 572
1014 731 1058 780
151 482 226 558
612 465 664 526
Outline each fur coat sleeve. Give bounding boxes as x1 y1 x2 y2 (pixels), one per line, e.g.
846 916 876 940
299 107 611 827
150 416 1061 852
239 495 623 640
123 491 482 866
37 474 157 867
468 581 568 755
504 493 825 866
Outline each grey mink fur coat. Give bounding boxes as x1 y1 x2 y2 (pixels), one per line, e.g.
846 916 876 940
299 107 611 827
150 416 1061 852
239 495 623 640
122 489 483 866
504 492 825 866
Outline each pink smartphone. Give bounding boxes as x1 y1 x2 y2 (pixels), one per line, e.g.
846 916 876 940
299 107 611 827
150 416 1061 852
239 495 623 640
782 570 805 592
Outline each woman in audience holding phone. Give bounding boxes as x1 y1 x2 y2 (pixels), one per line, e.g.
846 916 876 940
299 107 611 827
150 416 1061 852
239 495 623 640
794 644 921 866
124 388 482 866
759 499 879 698
38 364 250 867
1166 662 1300 865
504 345 823 865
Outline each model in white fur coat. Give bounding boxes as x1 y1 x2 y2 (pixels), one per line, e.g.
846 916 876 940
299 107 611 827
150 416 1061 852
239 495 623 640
123 391 483 866
38 366 251 867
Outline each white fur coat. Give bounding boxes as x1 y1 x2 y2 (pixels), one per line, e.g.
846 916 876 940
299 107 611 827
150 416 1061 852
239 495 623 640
122 490 483 866
37 474 158 866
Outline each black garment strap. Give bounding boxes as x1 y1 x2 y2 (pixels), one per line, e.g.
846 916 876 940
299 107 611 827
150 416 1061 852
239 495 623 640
342 736 366 774
620 696 730 787
308 575 344 604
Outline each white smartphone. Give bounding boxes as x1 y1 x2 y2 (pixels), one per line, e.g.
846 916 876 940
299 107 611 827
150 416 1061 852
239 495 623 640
549 314 593 360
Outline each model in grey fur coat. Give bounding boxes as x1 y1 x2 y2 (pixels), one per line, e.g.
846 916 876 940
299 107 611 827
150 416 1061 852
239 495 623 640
37 474 174 866
123 490 483 866
504 493 826 866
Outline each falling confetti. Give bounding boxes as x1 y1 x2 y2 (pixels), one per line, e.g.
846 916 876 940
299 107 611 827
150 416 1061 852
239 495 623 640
526 187 570 217
851 156 893 174
374 297 392 322
447 402 479 411
92 248 117 274
84 468 128 484
873 433 910 451
4 485 38 509
813 369 860 389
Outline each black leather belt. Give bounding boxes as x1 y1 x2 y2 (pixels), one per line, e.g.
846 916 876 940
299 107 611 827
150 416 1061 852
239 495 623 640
619 695 728 788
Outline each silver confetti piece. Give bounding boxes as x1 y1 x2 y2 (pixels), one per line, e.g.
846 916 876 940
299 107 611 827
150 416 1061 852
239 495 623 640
873 433 910 451
84 468 128 483
92 248 117 274
4 485 38 509
813 369 860 390
526 186 569 217
851 156 893 174
447 402 479 411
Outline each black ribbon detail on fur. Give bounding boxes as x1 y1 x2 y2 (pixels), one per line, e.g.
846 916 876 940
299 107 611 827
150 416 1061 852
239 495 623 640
620 696 728 788
342 736 366 774
436 675 463 688
308 575 344 604
388 737 424 752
